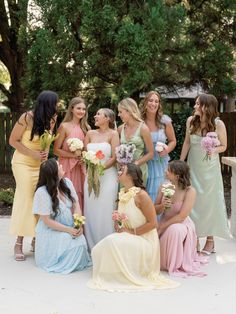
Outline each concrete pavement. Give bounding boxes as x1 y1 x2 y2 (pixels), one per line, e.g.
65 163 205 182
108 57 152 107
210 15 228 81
0 217 235 314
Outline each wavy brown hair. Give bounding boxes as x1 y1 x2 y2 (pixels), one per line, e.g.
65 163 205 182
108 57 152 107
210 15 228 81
190 93 219 136
168 160 191 190
126 163 146 190
140 91 164 128
101 108 116 129
35 159 75 218
63 97 90 134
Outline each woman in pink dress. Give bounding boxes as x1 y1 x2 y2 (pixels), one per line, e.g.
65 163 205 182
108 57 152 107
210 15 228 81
155 160 208 278
54 97 90 211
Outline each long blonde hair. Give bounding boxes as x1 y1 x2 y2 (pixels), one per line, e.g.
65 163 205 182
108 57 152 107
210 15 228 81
63 97 90 134
140 91 164 128
118 98 142 122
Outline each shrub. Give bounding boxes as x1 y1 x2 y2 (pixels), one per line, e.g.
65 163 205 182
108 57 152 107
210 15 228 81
0 188 15 205
170 108 193 160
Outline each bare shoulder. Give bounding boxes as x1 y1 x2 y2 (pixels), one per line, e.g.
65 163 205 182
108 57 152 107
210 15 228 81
18 111 33 126
186 186 196 197
141 122 149 132
135 188 150 203
110 129 119 136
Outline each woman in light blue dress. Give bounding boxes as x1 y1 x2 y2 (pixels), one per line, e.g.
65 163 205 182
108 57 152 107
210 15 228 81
141 91 176 202
180 93 230 255
33 158 92 274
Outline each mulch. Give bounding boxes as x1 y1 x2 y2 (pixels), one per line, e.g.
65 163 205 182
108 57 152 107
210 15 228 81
0 173 232 217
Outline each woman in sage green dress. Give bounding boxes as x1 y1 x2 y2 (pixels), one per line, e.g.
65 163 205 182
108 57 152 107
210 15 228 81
180 93 230 255
117 98 154 185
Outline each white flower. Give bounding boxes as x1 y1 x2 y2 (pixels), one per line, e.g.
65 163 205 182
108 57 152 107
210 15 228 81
67 138 84 152
155 141 168 153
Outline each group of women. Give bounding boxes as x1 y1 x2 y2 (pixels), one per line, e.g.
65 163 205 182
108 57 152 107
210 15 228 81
9 90 230 292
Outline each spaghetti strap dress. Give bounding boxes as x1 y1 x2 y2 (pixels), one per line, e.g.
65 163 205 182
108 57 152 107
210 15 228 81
10 128 41 237
59 124 86 211
187 118 230 238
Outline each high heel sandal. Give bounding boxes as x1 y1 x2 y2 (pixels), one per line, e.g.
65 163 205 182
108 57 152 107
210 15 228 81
30 238 35 253
201 238 216 256
14 243 25 261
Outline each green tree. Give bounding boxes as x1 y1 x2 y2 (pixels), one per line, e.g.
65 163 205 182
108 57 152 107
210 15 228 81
25 0 189 106
0 0 29 112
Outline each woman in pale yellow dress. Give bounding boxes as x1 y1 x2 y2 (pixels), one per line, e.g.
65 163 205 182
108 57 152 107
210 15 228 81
88 163 179 292
9 91 58 261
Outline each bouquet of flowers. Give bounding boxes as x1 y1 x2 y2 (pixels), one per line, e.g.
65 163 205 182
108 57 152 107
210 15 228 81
67 138 84 156
82 150 105 197
161 182 175 210
201 132 220 161
115 144 136 164
112 210 128 229
73 213 86 230
39 130 59 151
155 141 168 163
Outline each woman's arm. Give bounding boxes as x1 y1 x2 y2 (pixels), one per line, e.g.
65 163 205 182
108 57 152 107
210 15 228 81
119 190 157 235
40 215 82 237
154 187 165 215
135 124 154 166
53 123 76 158
159 122 176 157
9 112 46 161
180 116 192 161
158 187 196 236
104 130 120 169
213 120 227 154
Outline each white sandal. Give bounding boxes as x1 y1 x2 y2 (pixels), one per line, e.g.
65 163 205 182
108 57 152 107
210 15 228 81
14 243 25 261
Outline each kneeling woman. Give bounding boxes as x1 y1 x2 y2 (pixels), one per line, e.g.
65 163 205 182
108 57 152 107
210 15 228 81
33 159 91 274
155 160 208 277
88 163 179 292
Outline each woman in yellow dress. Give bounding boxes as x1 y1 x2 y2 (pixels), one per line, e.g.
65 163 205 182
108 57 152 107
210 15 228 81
88 163 179 292
9 90 59 261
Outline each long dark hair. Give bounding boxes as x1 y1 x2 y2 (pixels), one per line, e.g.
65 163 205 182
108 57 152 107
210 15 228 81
190 93 219 136
35 159 75 218
168 160 191 189
126 163 145 189
31 90 58 140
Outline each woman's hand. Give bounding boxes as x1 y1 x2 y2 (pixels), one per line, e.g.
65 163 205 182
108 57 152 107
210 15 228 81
159 147 169 158
40 150 49 161
162 196 172 208
67 227 81 237
31 150 48 161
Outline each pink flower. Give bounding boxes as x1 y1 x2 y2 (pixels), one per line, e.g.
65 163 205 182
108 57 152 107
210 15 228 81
112 210 128 228
201 132 220 161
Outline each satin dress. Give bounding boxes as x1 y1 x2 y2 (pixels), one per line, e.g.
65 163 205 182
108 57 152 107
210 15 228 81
187 124 230 238
88 187 179 292
10 129 41 237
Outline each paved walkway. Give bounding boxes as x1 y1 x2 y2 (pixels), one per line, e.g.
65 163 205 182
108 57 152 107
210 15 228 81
0 217 235 314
